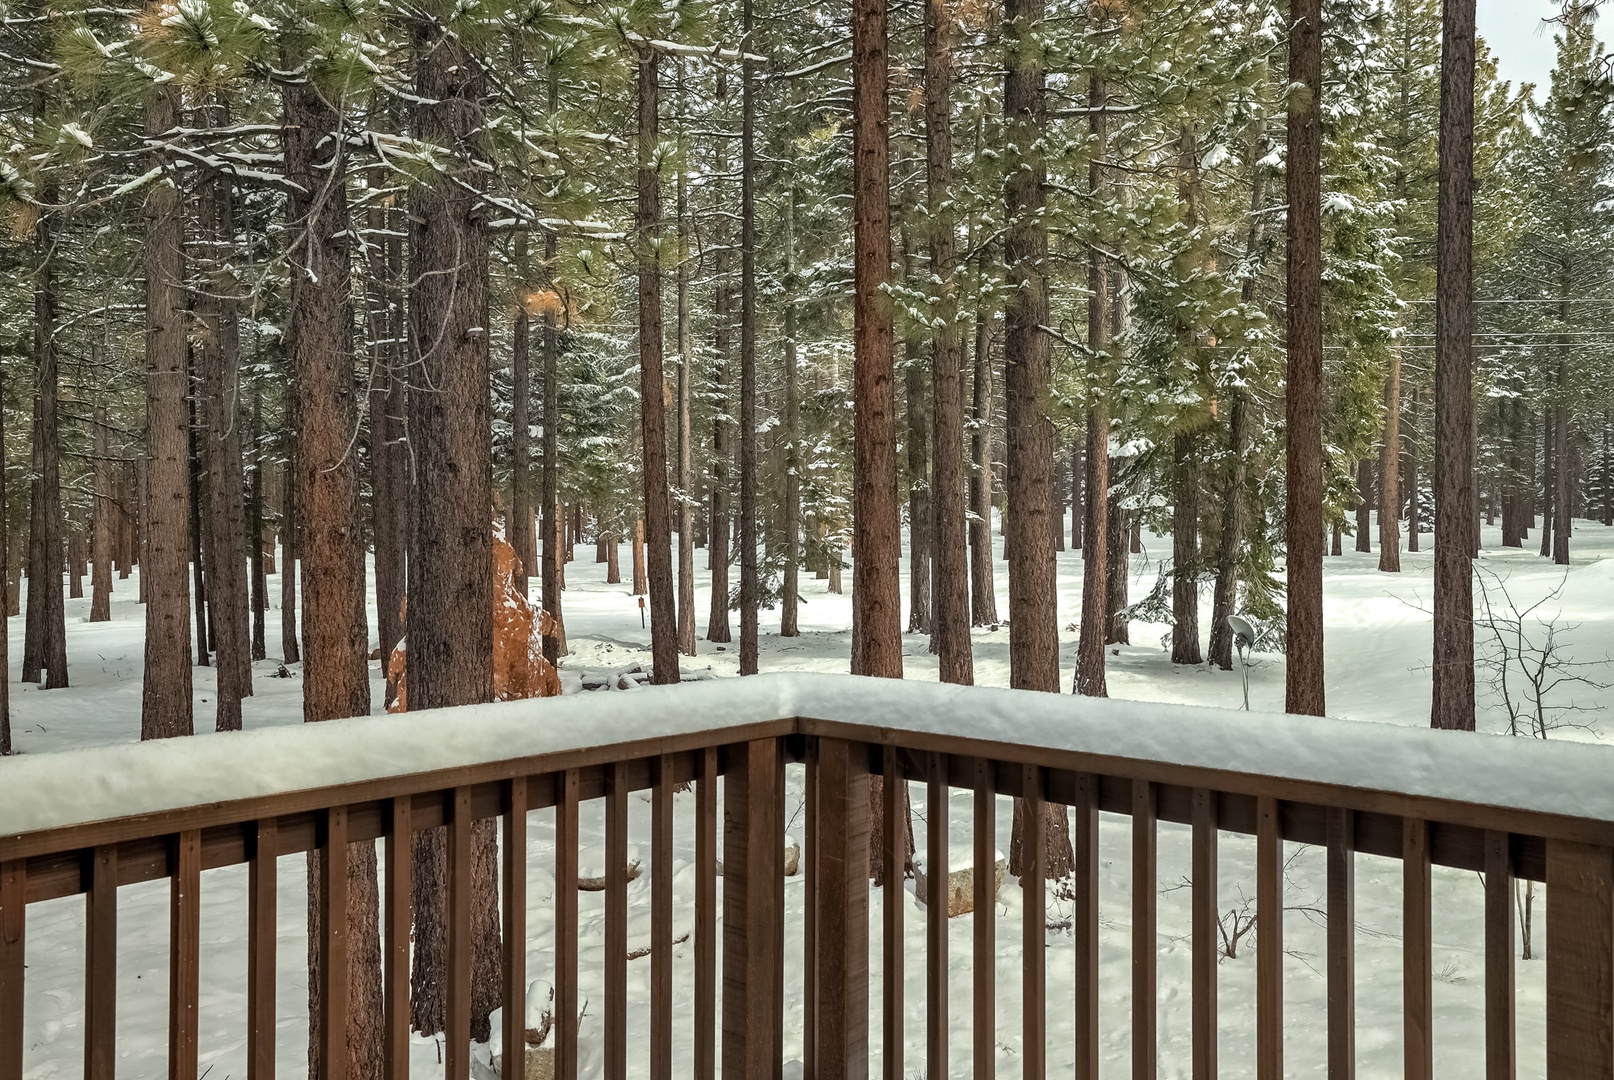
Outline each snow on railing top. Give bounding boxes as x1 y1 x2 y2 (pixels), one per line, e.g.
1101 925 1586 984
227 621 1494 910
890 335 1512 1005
1 673 1608 840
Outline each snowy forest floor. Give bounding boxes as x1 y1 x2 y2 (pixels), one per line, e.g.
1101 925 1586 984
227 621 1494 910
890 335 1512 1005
10 514 1614 1078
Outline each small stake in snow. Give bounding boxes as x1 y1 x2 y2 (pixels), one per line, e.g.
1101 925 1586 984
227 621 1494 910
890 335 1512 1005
639 595 646 629
1226 614 1257 711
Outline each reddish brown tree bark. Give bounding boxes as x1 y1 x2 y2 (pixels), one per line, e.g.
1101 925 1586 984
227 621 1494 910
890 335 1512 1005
1431 0 1476 731
1285 0 1327 718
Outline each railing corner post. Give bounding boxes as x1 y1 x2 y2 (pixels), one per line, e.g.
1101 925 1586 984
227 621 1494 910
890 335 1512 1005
1546 838 1614 1080
808 738 870 1080
723 738 787 1078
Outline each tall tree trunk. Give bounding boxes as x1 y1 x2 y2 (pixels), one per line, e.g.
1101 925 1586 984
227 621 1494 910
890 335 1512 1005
969 275 999 626
1553 372 1571 566
632 519 648 596
1354 458 1372 553
904 278 932 637
91 408 113 622
142 82 193 739
1171 434 1202 665
1431 0 1476 731
676 101 699 653
510 234 536 598
707 69 733 645
249 386 267 661
407 20 501 1042
925 0 972 683
738 12 760 677
637 46 679 690
1106 465 1130 646
541 159 565 667
198 99 252 731
370 182 407 686
1004 0 1073 881
68 529 84 601
188 381 210 669
1077 62 1111 698
1406 391 1421 552
849 0 902 680
1285 0 1326 717
780 179 802 640
27 183 68 691
1379 343 1403 569
281 455 301 664
283 73 383 1079
1208 136 1267 669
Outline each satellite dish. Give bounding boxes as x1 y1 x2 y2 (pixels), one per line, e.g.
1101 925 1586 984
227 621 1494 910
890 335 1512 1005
1226 614 1258 655
1225 614 1257 711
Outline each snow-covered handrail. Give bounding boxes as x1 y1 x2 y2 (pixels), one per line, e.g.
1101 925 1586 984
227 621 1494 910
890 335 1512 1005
4 672 1614 844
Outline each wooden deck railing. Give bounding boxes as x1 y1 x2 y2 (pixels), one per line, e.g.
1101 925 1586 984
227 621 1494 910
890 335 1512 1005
3 674 1613 1079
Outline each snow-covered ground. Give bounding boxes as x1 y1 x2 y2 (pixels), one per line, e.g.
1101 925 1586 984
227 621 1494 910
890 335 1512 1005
9 514 1614 1077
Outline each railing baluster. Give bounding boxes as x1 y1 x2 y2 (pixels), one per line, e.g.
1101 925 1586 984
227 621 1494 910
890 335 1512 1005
651 756 674 1080
973 757 995 1080
605 762 628 1080
803 739 819 1080
1404 818 1432 1080
1327 808 1355 1079
446 789 472 1080
248 820 277 1080
0 860 24 1080
319 808 350 1080
169 830 201 1080
723 739 783 1077
1257 796 1283 1080
555 770 580 1080
812 737 871 1080
1191 789 1217 1080
1023 765 1045 1080
694 748 717 1080
1484 831 1515 1080
1545 839 1614 1079
1133 780 1157 1080
1074 773 1099 1080
502 778 528 1080
883 745 904 1080
384 799 412 1080
86 844 118 1080
925 752 947 1080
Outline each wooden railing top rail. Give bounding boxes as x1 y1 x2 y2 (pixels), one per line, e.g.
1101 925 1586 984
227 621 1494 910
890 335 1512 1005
3 673 1609 863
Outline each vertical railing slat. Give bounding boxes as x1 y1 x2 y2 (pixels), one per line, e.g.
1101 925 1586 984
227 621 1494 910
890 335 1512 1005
555 770 580 1080
169 830 201 1080
1484 830 1515 1080
248 820 277 1080
1073 773 1099 1080
812 737 871 1080
1545 839 1614 1079
925 752 947 1080
1023 765 1046 1080
0 860 23 1080
883 745 904 1080
694 748 717 1080
320 808 350 1080
384 799 412 1080
446 789 473 1080
803 739 819 1080
973 757 995 1080
1327 808 1355 1080
1404 818 1433 1080
723 739 783 1077
1133 780 1157 1080
502 778 528 1080
605 762 628 1080
86 844 118 1080
1256 796 1283 1080
1191 789 1217 1080
651 756 674 1080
